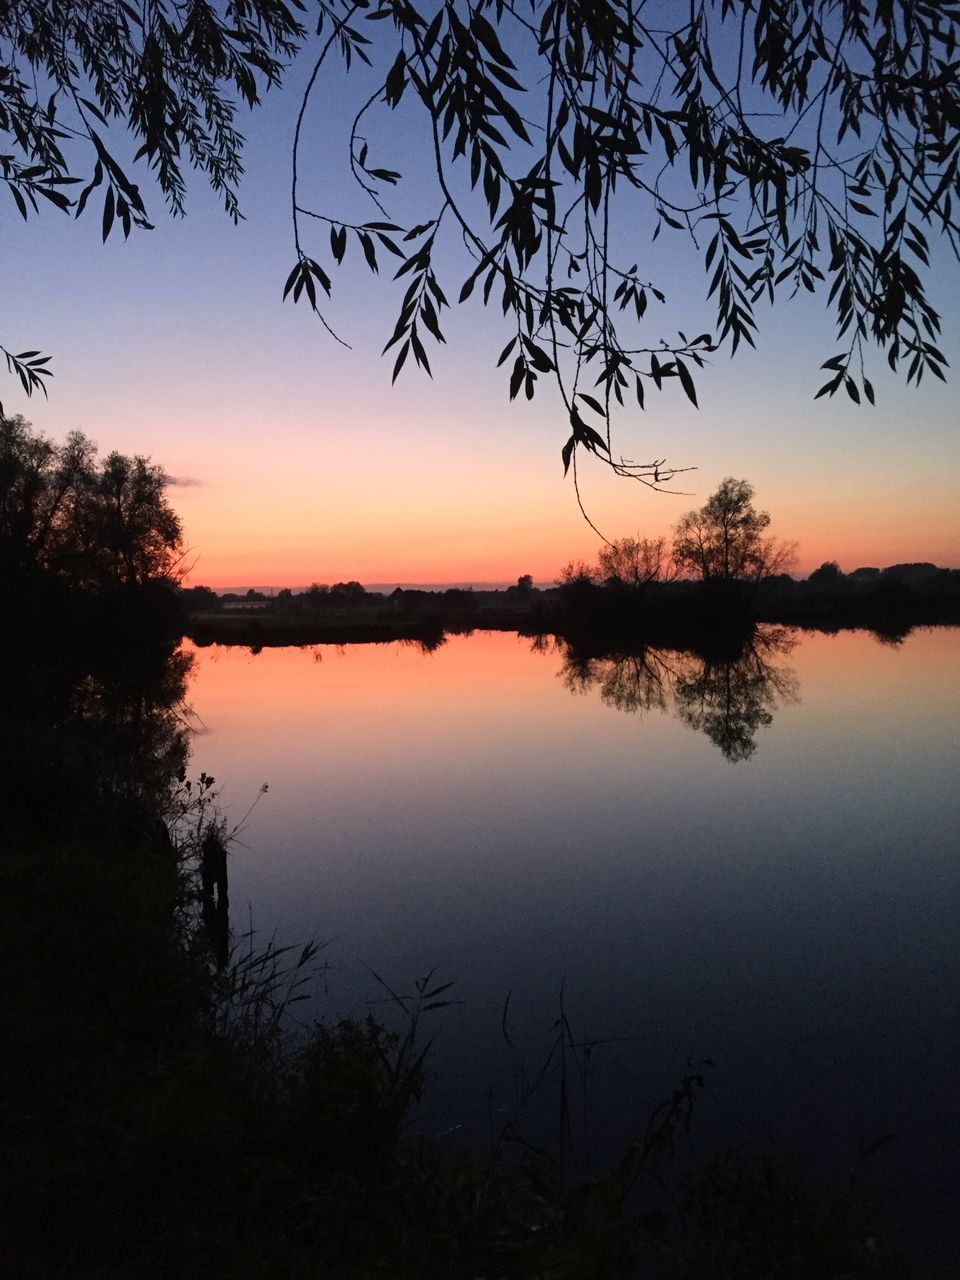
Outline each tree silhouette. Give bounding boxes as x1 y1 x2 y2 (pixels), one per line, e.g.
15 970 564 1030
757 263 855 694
808 560 845 587
597 536 677 586
673 478 795 586
0 415 183 591
3 1 959 480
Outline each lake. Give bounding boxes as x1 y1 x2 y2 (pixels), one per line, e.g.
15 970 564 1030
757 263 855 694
185 625 960 1261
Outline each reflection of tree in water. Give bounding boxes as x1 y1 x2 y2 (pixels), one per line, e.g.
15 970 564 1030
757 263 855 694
67 646 196 814
2 633 196 831
562 648 673 716
2 635 233 964
673 629 799 761
559 626 799 762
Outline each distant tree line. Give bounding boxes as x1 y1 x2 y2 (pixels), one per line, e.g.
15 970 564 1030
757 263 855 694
558 478 959 641
182 576 543 616
183 582 372 612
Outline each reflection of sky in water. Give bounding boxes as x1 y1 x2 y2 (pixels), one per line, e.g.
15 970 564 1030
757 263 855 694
187 628 960 1258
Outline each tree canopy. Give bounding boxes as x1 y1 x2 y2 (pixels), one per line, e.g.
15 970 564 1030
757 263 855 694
673 476 795 583
597 535 676 586
3 0 959 483
0 415 183 591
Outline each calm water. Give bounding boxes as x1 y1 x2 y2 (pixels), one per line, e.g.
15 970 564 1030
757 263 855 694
186 626 960 1257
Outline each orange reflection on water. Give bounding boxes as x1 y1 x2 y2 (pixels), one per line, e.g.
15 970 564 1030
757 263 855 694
188 630 556 715
184 631 574 796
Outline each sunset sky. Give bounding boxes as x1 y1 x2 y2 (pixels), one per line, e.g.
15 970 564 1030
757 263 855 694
4 39 958 587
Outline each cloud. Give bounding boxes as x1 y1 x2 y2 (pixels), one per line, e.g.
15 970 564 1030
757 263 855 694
165 474 204 488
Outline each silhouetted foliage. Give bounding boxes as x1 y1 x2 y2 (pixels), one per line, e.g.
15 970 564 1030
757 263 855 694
808 559 845 587
597 535 677 586
183 583 221 610
330 579 367 600
4 1 959 485
882 560 940 584
0 414 183 593
673 477 796 588
286 0 960 485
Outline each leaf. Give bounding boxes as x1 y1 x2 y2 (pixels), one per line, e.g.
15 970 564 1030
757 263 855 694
385 49 407 107
282 261 302 300
524 340 553 373
101 186 115 242
358 231 378 273
676 359 698 408
410 328 432 374
496 337 517 366
420 299 445 344
577 393 606 415
561 434 575 476
306 258 331 295
301 265 316 308
37 186 72 212
508 355 525 400
376 234 404 259
78 95 109 126
472 12 514 67
392 340 410 382
844 377 860 404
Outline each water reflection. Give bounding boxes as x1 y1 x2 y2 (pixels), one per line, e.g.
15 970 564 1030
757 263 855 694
68 647 196 810
559 625 799 761
1 631 232 965
2 628 194 825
